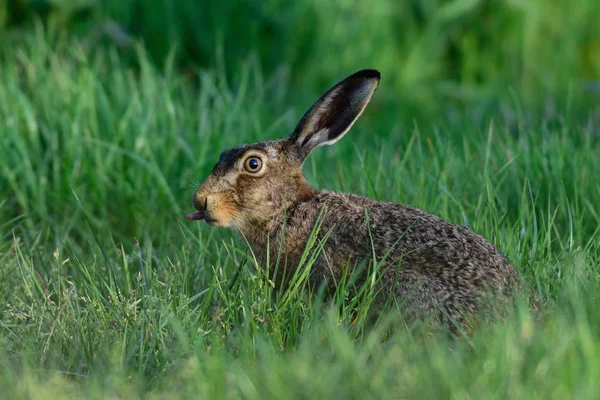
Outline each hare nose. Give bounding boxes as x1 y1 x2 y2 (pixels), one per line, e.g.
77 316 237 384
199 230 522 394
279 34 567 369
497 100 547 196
193 191 208 211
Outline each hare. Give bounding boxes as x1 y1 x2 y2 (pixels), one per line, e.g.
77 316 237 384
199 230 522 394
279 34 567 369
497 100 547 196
187 69 522 334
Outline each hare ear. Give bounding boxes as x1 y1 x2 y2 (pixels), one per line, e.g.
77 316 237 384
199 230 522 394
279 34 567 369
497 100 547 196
287 69 380 161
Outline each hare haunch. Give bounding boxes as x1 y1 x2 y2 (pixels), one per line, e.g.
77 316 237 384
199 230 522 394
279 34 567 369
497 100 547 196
187 69 521 333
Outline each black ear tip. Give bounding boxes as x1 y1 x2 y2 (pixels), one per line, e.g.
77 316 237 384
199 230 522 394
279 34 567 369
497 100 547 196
351 69 381 81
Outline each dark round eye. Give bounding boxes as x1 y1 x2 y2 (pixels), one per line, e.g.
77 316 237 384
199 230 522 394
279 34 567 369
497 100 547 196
244 156 263 173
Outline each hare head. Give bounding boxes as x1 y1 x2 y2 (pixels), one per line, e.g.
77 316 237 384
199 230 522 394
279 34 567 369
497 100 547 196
187 69 380 232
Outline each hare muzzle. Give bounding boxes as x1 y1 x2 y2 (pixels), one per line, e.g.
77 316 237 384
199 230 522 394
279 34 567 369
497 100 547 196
191 186 238 227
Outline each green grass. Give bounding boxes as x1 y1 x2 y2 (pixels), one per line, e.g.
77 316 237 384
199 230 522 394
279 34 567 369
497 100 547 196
1 32 600 398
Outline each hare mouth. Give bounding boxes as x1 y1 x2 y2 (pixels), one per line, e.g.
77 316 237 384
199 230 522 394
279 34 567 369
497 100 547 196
186 211 205 221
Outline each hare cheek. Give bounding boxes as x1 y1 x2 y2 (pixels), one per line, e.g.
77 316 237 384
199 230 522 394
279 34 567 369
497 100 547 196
209 193 238 227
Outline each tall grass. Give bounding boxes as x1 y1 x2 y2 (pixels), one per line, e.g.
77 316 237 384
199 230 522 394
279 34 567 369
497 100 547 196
0 27 599 399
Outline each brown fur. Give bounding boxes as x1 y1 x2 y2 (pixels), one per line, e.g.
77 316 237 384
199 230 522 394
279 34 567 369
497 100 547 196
190 69 524 334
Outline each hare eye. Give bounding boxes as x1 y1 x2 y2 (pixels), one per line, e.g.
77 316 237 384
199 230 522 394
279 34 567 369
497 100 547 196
244 156 263 173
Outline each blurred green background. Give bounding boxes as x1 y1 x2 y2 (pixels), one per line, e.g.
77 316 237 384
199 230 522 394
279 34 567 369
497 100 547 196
3 0 599 120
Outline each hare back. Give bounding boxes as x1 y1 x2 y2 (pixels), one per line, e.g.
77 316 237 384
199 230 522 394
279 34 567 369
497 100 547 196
251 190 521 329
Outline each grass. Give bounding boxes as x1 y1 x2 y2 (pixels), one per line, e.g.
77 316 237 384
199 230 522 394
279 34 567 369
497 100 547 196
1 32 600 398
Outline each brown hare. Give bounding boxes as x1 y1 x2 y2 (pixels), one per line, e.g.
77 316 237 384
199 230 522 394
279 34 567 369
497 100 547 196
187 69 522 334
